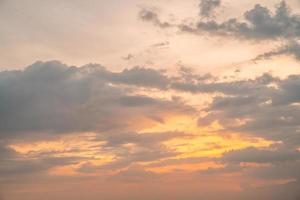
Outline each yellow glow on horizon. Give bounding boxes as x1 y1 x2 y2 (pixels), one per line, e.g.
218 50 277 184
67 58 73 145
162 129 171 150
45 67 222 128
166 134 273 159
142 115 273 159
148 161 224 173
9 133 107 158
8 114 275 176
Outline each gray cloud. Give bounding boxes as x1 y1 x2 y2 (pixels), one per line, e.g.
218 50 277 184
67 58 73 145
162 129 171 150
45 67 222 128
140 1 300 62
0 61 197 183
194 74 300 147
254 40 300 61
199 0 221 18
247 161 300 180
3 61 300 152
222 147 300 164
139 8 172 29
241 180 300 200
178 71 300 194
91 132 190 171
200 163 243 175
109 66 169 89
0 153 83 181
0 61 188 135
183 1 300 40
122 54 134 61
102 131 186 148
150 41 170 48
146 156 210 168
141 1 300 41
2 60 300 199
138 1 300 67
172 72 278 95
83 145 178 171
109 165 160 183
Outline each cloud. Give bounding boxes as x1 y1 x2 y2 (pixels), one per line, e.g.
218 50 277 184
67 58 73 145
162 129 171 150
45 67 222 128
1 60 300 199
183 1 300 41
0 60 199 186
0 61 189 135
247 160 300 180
0 154 83 181
139 8 172 28
150 41 170 48
109 165 160 183
110 66 169 89
3 61 300 165
196 75 300 147
254 40 300 61
171 72 300 148
170 70 300 189
199 0 221 18
102 131 186 147
95 131 188 170
171 70 300 195
222 147 300 164
141 1 300 41
139 1 300 62
122 54 134 61
172 72 278 95
241 181 300 200
200 163 243 175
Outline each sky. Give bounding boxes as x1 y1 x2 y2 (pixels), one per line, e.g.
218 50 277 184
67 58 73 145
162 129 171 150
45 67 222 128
1 0 300 200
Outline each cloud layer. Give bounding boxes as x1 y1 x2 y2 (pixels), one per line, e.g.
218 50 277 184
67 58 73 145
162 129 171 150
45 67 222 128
1 60 300 199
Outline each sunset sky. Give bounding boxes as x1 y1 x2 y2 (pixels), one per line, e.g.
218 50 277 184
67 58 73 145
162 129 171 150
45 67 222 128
1 0 300 200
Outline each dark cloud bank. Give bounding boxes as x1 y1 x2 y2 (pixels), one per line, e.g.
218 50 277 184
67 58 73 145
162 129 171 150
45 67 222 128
0 60 191 182
0 60 300 199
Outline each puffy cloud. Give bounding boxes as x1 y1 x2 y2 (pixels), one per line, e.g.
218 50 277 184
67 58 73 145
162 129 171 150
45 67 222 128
184 1 300 40
0 61 188 135
141 1 300 41
0 60 195 184
109 66 169 89
199 0 221 18
174 71 300 195
171 72 300 148
2 60 300 199
139 1 300 62
138 1 300 65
